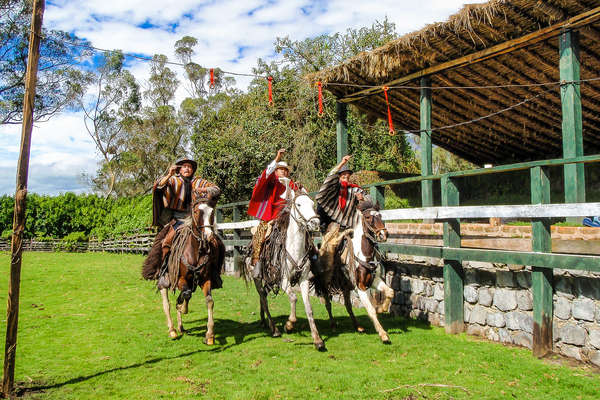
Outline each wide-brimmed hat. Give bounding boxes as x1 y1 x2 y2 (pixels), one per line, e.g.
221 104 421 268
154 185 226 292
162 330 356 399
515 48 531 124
275 161 291 172
338 164 353 175
175 158 197 173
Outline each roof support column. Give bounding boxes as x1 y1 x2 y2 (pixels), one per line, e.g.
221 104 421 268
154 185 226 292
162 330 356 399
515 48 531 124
336 101 348 163
420 77 433 209
559 30 586 217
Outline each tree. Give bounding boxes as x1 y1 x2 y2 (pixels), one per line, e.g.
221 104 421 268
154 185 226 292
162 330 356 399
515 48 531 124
76 51 141 197
190 19 417 203
0 0 91 124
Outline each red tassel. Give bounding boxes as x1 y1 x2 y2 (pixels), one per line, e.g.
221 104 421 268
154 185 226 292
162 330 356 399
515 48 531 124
267 76 273 106
209 68 215 88
383 86 395 136
317 81 324 117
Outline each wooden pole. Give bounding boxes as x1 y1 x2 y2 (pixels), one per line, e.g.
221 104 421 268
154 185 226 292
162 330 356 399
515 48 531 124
420 76 433 208
336 102 348 163
2 0 45 396
559 30 586 221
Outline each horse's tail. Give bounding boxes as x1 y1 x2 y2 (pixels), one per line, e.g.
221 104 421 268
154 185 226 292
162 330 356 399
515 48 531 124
142 225 169 280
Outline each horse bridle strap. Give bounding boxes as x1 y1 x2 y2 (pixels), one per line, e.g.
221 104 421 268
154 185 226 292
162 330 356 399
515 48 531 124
290 192 319 229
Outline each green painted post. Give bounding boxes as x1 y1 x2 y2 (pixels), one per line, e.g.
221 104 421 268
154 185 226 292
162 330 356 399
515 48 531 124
559 30 586 218
370 185 385 209
216 208 223 224
232 206 242 277
420 76 433 208
441 175 463 334
531 166 553 357
336 101 348 163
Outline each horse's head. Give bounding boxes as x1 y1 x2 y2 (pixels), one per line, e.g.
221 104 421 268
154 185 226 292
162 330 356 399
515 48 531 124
191 187 221 239
358 199 388 242
291 190 320 232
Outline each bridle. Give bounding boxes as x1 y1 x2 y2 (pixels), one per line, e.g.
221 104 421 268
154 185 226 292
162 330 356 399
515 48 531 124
361 208 387 244
288 191 320 232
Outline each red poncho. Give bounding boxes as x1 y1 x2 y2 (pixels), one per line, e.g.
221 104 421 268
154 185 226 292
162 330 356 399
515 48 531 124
248 168 299 222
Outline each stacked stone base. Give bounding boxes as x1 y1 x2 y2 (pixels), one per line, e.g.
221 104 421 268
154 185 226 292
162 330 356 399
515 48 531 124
386 255 600 366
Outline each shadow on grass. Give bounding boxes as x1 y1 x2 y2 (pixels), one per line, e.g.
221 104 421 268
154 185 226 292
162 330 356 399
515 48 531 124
20 314 430 395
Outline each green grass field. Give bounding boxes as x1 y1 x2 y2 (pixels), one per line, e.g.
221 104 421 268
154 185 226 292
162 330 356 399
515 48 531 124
0 252 599 399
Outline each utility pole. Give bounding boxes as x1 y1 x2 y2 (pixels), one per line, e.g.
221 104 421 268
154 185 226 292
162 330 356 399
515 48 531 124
2 0 45 396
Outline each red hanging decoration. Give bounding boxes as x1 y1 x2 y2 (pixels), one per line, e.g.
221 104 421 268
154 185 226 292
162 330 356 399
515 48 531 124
383 86 396 136
267 76 274 106
209 68 215 88
317 81 324 117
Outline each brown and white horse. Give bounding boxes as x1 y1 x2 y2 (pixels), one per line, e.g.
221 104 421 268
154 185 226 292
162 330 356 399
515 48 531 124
143 189 224 343
315 200 394 343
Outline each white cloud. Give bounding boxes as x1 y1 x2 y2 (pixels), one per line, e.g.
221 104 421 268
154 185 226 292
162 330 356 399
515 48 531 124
1 0 482 195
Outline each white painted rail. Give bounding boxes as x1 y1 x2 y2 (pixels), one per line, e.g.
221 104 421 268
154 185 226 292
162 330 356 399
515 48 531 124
216 202 600 230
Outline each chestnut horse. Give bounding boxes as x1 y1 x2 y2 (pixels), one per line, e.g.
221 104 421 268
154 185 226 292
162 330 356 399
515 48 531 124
314 200 394 343
143 189 224 342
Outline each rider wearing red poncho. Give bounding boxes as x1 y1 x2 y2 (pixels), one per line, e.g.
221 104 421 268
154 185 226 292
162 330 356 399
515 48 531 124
247 148 299 274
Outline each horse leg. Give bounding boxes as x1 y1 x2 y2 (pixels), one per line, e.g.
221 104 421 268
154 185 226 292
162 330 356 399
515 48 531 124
356 289 391 344
160 288 178 339
324 294 336 331
374 276 394 314
254 278 280 337
343 289 364 333
202 281 215 345
282 276 297 333
299 279 325 351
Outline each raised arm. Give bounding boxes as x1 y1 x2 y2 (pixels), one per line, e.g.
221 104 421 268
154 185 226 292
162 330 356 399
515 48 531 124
329 154 352 175
266 148 286 176
156 164 179 187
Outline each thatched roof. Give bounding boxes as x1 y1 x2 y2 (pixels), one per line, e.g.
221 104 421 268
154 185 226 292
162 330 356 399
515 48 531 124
308 0 600 165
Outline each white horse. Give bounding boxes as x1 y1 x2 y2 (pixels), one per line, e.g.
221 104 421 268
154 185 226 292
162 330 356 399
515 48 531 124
319 201 395 343
248 188 325 350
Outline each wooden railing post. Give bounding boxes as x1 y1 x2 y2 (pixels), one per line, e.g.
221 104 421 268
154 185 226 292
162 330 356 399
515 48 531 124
442 175 464 333
370 185 385 209
531 166 553 357
232 206 243 277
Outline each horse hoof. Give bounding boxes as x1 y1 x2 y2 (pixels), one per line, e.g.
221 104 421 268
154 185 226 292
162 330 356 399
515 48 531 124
381 334 391 344
284 320 295 333
178 326 186 334
272 329 282 338
315 341 327 352
204 337 214 346
176 303 188 314
168 329 178 339
357 326 365 333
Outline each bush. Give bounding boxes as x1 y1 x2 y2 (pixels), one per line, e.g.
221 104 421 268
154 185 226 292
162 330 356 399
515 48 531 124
1 229 11 240
62 231 88 242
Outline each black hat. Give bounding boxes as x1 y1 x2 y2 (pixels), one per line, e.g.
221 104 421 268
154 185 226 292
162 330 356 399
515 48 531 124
175 158 197 173
338 164 353 175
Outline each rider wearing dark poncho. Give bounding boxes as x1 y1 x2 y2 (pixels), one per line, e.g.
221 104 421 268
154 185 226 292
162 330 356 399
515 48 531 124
315 154 365 234
151 158 220 281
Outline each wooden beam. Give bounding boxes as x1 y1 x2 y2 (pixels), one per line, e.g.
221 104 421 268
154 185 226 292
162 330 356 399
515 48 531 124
3 0 45 396
339 6 600 103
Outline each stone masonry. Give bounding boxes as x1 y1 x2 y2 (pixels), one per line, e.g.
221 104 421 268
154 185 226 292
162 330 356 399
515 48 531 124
386 254 600 367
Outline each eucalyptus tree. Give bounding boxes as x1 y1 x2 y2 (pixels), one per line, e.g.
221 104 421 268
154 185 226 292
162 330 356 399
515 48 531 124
0 0 91 124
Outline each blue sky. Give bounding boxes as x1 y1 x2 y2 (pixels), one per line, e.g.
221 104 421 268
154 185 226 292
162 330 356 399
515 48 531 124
0 0 479 196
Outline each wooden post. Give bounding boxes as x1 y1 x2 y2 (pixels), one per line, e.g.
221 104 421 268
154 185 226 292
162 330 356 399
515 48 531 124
232 206 242 277
442 175 464 334
559 30 586 219
420 76 433 208
336 102 348 163
370 185 385 209
3 0 45 396
531 166 553 357
216 208 223 224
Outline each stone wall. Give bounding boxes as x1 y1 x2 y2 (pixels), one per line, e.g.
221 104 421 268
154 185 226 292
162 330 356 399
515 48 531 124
386 254 600 366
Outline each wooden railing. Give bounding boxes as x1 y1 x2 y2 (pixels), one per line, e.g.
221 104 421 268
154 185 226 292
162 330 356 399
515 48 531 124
215 154 600 357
